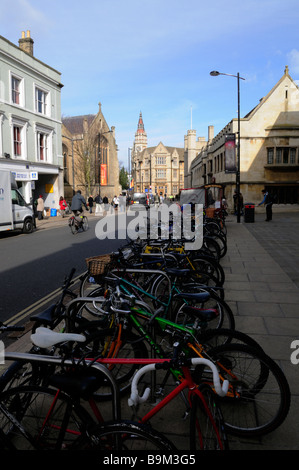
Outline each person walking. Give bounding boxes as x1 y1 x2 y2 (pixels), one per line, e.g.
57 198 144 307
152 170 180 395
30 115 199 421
36 195 44 220
258 189 273 221
154 193 159 209
88 195 94 214
58 196 67 218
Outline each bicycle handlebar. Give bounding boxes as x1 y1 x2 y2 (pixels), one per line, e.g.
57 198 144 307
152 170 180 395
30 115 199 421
128 358 229 407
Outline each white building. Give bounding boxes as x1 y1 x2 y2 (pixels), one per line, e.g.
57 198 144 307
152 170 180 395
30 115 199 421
0 31 63 211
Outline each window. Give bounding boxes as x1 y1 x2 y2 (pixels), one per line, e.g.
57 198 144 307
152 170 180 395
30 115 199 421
35 87 48 114
156 169 166 178
10 117 27 159
290 148 296 164
156 156 166 165
276 148 282 164
12 77 21 104
11 189 26 206
13 126 22 157
267 148 274 164
37 132 48 161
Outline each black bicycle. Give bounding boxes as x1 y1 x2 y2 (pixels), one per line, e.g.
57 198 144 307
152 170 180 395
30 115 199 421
68 212 88 234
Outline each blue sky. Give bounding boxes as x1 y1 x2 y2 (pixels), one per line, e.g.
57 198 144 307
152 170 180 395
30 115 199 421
2 0 299 168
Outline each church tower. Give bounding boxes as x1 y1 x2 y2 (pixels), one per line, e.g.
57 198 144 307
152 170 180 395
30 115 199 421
133 112 147 153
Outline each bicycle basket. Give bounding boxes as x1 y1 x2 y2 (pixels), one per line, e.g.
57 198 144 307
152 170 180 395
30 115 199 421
85 254 112 276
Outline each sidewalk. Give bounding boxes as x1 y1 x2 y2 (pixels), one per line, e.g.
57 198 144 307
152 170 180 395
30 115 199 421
221 210 299 450
5 207 299 450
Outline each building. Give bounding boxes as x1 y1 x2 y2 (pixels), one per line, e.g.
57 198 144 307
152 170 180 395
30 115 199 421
131 113 184 197
62 102 120 201
0 31 63 210
189 67 299 207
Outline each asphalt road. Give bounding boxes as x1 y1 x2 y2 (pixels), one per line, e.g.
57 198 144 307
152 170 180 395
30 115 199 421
0 217 124 324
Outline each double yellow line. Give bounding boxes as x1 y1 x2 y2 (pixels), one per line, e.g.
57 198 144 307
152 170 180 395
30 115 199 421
6 273 82 327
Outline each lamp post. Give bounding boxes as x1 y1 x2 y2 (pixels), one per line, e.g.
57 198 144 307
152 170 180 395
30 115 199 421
210 70 245 223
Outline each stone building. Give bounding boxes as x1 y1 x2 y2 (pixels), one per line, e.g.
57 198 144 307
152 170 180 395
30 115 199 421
189 67 299 207
131 113 184 197
0 31 63 210
62 102 120 202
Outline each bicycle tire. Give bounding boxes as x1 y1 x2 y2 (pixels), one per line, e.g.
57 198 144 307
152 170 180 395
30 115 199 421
0 385 94 450
70 218 78 235
87 420 176 451
207 343 291 437
82 216 89 231
174 291 235 331
72 327 149 401
190 384 229 450
197 328 264 351
188 256 225 287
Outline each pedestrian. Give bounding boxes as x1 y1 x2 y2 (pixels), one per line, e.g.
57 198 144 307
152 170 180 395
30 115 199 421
258 189 273 221
154 193 159 209
36 194 44 220
58 196 67 218
94 194 103 215
88 195 94 214
233 190 244 216
102 195 109 215
113 195 119 210
71 190 87 215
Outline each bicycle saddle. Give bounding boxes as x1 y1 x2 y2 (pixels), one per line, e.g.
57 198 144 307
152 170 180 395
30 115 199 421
30 327 86 348
173 291 210 301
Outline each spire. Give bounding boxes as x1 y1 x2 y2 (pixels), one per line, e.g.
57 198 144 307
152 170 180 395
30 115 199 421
137 112 145 133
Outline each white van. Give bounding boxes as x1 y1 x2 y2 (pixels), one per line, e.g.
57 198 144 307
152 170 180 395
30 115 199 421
0 170 35 233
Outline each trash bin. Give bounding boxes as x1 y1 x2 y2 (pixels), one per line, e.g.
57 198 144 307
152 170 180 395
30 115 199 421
50 208 57 217
244 203 255 223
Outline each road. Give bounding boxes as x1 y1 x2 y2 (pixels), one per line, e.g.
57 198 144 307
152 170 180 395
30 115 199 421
0 216 124 325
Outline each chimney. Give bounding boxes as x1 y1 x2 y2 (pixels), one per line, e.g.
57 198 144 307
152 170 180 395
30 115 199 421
208 125 214 142
18 30 34 56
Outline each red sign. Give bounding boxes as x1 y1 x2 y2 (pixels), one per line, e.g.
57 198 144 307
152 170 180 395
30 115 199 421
101 164 107 185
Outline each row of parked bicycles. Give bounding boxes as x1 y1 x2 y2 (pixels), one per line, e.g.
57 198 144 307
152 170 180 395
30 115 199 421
0 213 291 450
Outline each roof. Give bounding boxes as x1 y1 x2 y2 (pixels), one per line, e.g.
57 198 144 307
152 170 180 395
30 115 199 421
62 115 96 134
140 144 184 161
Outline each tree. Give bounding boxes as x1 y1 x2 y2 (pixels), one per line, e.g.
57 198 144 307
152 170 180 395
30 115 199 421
119 166 129 189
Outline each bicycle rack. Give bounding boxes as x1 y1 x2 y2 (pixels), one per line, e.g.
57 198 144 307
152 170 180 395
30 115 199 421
4 351 121 422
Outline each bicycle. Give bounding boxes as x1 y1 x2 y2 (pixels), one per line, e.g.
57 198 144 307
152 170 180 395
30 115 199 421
63 287 290 438
0 329 229 451
0 347 175 450
68 211 88 234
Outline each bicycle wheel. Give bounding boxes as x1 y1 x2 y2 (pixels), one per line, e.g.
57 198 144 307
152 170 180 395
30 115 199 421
69 218 78 235
86 420 176 451
0 385 94 450
79 270 100 297
197 328 264 351
207 344 291 437
174 291 235 331
82 216 89 231
190 384 229 450
73 327 149 401
188 256 225 287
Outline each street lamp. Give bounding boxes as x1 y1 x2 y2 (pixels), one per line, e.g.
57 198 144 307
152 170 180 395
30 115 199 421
210 70 245 223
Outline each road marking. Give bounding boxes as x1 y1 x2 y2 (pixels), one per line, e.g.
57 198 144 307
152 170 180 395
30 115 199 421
6 274 82 326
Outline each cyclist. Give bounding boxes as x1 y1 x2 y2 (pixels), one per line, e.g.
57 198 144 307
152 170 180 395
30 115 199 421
71 190 88 215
